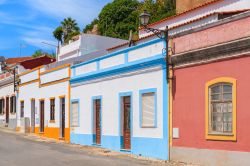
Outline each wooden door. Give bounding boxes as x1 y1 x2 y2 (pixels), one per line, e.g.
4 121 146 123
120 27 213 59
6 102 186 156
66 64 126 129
95 99 101 144
123 96 131 150
6 97 9 124
40 100 44 133
61 98 65 138
31 99 35 133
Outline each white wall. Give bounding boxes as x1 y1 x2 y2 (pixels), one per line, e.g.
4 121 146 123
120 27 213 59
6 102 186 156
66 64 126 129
39 81 69 129
99 53 125 70
58 39 81 61
74 41 164 77
71 67 164 138
75 62 97 76
21 70 39 83
17 82 40 127
0 82 15 121
17 67 70 130
40 67 69 84
128 42 164 62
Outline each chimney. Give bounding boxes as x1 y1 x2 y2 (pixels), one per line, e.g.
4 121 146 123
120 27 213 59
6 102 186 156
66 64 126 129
176 0 215 14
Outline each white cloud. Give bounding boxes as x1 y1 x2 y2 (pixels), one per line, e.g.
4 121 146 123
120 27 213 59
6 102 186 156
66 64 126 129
20 25 57 49
24 0 107 26
0 0 6 5
22 37 56 49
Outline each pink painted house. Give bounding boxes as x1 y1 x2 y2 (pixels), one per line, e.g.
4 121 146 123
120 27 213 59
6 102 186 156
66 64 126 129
170 8 250 166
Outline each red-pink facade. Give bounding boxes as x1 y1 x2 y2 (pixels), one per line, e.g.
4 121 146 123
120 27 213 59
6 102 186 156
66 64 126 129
172 14 250 152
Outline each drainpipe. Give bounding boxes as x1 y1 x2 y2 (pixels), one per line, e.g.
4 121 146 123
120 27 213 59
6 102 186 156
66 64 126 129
168 38 174 161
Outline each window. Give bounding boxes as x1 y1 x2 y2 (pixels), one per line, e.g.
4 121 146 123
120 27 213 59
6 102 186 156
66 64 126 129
50 98 55 121
20 101 24 118
140 89 157 128
10 96 16 114
71 101 79 127
205 77 236 141
0 99 4 114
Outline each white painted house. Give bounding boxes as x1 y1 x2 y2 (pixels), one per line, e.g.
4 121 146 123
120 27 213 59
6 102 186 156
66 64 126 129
58 33 127 61
0 72 16 129
70 38 169 160
17 64 71 140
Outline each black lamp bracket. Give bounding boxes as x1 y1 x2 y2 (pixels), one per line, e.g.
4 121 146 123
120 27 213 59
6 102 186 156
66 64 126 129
143 27 167 39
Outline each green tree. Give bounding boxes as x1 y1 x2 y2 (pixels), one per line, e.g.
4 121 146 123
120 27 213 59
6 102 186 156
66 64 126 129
32 50 43 58
98 0 140 40
140 0 176 23
83 19 99 33
32 50 56 58
53 26 63 45
61 17 80 44
83 0 176 40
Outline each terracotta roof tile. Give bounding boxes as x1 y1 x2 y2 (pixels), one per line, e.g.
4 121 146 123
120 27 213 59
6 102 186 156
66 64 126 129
19 55 55 69
108 9 249 51
139 0 223 30
5 57 33 64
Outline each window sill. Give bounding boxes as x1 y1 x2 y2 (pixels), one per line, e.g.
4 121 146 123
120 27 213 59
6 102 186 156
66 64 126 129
71 125 79 128
208 132 234 136
140 126 157 128
206 133 236 141
120 149 131 152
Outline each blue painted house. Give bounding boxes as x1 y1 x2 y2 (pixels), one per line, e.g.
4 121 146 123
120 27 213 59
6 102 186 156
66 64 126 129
69 38 169 160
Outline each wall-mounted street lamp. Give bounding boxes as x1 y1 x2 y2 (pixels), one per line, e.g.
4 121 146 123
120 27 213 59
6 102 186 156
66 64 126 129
139 10 172 81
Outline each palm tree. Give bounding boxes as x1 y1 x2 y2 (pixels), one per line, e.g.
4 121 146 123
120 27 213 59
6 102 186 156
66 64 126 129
53 26 63 44
61 17 80 44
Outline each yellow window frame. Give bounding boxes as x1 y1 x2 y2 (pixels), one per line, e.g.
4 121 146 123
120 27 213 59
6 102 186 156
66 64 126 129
205 77 237 141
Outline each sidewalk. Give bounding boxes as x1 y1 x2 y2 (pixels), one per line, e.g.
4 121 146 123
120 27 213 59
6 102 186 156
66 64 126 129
0 127 198 166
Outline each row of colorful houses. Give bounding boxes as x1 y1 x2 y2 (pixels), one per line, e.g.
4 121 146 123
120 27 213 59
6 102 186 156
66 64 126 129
1 0 250 165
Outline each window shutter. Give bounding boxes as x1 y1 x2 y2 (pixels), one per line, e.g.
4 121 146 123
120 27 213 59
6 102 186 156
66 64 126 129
142 92 155 127
71 102 79 127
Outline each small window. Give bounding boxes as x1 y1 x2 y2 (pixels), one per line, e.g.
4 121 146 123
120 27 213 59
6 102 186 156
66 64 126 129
71 101 79 127
50 99 55 121
20 101 24 118
0 99 4 114
140 90 157 128
10 96 16 114
209 83 233 134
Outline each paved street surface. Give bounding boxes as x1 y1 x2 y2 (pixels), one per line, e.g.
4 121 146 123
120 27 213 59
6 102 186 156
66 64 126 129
0 129 174 166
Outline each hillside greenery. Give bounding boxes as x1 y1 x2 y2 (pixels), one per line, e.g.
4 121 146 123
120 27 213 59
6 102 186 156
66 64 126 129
83 0 176 39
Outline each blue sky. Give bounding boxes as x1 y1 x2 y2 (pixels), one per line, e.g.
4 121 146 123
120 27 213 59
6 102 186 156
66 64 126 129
0 0 112 58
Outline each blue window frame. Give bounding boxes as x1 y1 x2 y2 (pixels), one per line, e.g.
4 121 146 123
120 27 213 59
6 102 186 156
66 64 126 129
70 99 80 127
139 88 157 128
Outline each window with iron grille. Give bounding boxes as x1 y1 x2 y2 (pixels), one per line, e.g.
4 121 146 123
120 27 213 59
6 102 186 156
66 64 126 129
50 99 55 121
209 83 233 134
20 101 24 118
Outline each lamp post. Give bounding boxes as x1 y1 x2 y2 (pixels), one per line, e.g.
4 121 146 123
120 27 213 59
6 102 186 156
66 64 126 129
0 60 20 92
139 10 172 81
